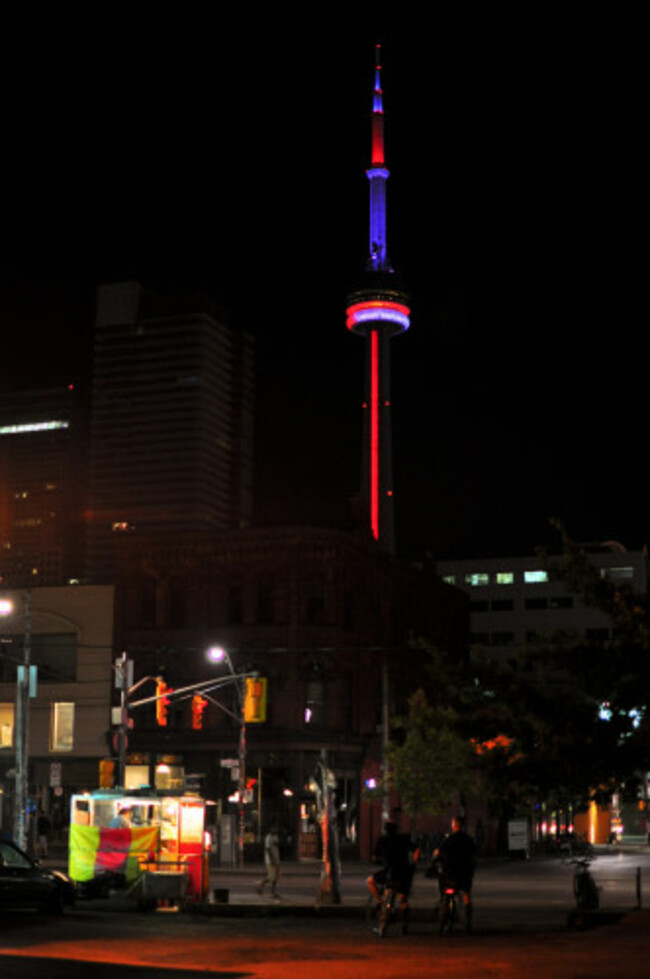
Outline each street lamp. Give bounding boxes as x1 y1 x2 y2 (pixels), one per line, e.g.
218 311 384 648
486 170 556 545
207 646 246 868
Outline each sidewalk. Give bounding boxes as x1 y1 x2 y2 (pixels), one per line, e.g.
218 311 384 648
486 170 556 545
42 842 428 917
41 840 650 925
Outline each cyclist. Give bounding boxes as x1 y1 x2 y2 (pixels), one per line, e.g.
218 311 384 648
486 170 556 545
435 815 476 933
367 808 419 908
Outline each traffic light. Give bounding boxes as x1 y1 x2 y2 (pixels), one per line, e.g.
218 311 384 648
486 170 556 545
99 758 115 788
244 676 267 723
191 694 207 730
156 678 171 726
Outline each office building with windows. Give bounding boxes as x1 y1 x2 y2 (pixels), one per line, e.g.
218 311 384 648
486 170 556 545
0 385 87 587
85 282 254 582
436 542 648 664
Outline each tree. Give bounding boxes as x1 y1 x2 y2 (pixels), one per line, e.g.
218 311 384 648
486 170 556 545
385 689 478 822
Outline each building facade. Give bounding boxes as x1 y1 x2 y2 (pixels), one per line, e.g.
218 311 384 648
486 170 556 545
0 385 87 587
112 526 468 859
85 281 254 582
0 584 114 841
436 542 648 665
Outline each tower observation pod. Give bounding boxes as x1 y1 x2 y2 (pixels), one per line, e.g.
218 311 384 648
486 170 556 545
346 44 410 553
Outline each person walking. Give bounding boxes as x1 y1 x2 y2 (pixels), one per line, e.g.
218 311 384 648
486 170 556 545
256 825 281 901
36 808 51 858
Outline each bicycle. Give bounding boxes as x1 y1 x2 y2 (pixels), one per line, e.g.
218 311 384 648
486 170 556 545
366 876 410 937
572 857 600 910
439 882 460 934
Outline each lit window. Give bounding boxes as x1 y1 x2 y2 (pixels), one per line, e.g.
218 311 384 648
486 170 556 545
50 703 75 752
0 703 14 748
496 572 514 585
304 679 324 725
600 566 634 581
442 575 455 585
0 420 70 435
524 570 548 583
465 573 489 587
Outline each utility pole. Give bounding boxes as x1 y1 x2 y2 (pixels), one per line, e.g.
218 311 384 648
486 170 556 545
382 657 390 825
114 652 133 789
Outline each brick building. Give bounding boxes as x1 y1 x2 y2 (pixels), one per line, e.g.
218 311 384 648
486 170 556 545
114 525 467 859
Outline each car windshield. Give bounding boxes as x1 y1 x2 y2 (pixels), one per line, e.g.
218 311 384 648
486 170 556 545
0 842 33 869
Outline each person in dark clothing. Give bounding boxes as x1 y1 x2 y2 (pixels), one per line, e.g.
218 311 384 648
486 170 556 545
435 815 476 932
36 809 50 858
367 809 419 904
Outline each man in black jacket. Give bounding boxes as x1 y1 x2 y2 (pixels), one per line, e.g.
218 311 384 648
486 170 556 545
435 816 476 932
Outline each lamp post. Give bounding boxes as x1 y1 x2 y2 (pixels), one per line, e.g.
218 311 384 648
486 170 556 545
207 646 246 868
0 592 33 851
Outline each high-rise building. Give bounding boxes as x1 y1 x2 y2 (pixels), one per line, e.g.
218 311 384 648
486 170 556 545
0 384 87 586
346 45 410 554
86 282 254 582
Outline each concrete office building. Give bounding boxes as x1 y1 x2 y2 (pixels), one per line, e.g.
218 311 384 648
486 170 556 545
436 541 648 664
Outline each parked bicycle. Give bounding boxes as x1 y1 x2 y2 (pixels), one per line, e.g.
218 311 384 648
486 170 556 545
572 857 600 910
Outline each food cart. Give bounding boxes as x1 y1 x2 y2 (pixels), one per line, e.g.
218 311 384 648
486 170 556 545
68 789 212 908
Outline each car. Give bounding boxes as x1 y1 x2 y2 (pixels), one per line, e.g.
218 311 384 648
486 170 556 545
0 839 75 914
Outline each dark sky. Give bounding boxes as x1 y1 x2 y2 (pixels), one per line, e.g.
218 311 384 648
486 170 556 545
1 17 648 561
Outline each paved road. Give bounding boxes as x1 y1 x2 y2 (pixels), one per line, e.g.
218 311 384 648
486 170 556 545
1 902 650 977
0 845 643 976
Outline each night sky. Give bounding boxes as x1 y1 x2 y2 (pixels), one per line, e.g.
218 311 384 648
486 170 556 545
1 17 648 562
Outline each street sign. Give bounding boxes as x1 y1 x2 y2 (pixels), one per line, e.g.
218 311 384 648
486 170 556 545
50 762 61 788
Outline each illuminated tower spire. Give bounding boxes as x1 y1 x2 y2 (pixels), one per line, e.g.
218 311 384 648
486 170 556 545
346 44 410 553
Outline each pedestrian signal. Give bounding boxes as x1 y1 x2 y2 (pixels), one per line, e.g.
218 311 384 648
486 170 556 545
244 676 267 723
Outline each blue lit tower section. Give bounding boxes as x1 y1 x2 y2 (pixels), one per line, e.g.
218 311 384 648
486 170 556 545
346 45 410 553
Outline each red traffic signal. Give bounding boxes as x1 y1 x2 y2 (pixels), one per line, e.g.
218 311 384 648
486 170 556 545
191 694 207 730
156 679 171 726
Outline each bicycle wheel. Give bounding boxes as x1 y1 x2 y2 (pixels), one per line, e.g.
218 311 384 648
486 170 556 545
366 892 380 928
378 892 392 938
440 894 456 935
401 900 409 936
574 874 585 909
585 874 599 910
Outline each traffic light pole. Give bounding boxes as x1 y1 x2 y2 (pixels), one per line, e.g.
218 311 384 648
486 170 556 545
114 652 134 789
123 661 253 867
237 701 246 870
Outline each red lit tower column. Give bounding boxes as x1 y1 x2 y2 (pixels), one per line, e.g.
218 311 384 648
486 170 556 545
346 44 410 554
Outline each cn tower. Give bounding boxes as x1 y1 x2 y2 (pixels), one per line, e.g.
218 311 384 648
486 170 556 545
346 44 410 554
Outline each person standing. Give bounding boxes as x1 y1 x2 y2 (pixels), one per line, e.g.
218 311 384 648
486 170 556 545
256 825 281 901
36 808 50 858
